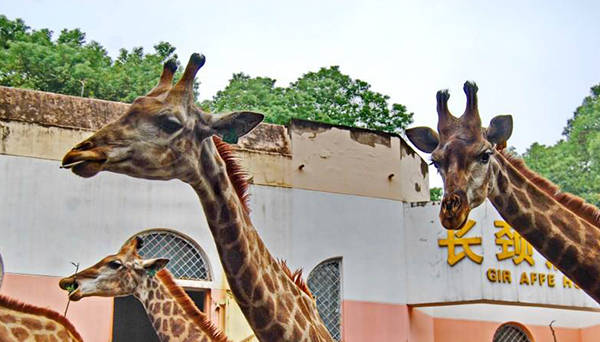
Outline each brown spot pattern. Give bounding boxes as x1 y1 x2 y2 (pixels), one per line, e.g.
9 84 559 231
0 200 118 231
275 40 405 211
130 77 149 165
170 317 185 337
11 327 30 340
22 317 43 330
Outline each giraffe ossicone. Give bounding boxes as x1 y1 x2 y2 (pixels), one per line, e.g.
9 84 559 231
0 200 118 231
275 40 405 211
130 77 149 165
59 235 231 342
62 54 334 341
406 81 600 303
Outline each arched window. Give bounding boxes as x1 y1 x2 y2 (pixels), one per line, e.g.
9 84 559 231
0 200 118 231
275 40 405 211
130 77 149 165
493 322 534 342
135 229 211 281
307 258 342 341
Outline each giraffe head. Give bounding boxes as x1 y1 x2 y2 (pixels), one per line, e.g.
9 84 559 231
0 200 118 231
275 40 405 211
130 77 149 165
59 236 169 301
61 53 264 183
406 81 513 230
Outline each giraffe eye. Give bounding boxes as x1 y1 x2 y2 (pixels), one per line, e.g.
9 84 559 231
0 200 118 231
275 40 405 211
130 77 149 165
157 115 182 134
478 151 491 164
108 261 122 270
429 159 440 169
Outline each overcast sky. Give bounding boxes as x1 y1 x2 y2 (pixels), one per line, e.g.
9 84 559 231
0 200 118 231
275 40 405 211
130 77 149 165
2 1 599 187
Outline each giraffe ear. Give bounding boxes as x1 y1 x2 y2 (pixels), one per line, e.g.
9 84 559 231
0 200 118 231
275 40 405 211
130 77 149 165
405 126 439 153
142 258 169 272
486 115 513 145
209 111 264 144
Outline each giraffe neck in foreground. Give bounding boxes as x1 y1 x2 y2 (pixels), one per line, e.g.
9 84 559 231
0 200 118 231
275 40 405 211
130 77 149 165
0 295 82 342
189 138 334 342
133 271 224 342
488 153 600 302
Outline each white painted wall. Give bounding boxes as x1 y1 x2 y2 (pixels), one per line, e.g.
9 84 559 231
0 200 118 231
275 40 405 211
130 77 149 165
0 154 408 305
404 201 599 309
1 154 597 313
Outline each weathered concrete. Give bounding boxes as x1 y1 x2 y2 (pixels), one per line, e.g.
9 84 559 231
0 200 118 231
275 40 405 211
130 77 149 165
0 86 429 201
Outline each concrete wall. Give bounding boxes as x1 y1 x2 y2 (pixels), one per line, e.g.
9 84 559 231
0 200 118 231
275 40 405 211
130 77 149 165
0 86 429 202
3 86 600 341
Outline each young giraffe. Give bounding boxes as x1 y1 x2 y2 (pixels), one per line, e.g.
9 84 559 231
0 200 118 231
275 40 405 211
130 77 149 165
61 54 334 342
0 254 83 342
59 236 230 342
406 81 600 303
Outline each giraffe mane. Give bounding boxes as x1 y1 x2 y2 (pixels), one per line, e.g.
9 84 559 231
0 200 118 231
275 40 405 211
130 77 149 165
211 136 250 214
278 260 314 299
500 149 600 228
0 294 83 342
156 269 232 342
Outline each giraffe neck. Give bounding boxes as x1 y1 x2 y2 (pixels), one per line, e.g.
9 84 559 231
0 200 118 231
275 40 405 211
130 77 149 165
188 138 333 342
488 152 600 302
133 270 227 342
0 295 82 342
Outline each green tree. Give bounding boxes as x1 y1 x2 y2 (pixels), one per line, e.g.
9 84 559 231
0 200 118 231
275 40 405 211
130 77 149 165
0 15 195 102
203 73 293 124
523 84 600 206
430 187 443 201
204 66 413 133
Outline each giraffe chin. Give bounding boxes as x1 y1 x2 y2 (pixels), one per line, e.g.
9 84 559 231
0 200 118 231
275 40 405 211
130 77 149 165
71 161 104 178
67 289 84 302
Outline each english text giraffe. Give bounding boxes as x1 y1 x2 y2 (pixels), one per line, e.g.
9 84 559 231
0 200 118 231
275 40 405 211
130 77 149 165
406 81 600 303
59 236 230 342
0 252 83 342
61 54 334 342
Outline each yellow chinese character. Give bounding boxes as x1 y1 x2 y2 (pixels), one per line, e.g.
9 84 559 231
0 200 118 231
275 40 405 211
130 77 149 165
494 221 534 266
438 220 483 266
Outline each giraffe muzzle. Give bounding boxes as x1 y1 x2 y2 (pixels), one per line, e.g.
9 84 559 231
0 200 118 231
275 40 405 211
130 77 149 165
440 191 470 230
61 148 107 178
59 277 83 301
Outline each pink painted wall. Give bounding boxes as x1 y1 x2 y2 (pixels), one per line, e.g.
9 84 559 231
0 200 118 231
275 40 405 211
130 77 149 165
581 324 600 342
342 301 596 342
0 273 113 342
409 307 434 342
342 300 409 342
434 317 582 342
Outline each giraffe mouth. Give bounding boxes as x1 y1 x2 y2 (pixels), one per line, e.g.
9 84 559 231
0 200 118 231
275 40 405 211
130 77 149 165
61 150 107 178
59 278 83 301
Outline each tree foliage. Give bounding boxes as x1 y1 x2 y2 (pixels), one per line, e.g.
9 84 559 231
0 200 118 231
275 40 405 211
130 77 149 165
430 187 443 201
203 66 413 133
523 84 600 206
1 16 411 133
0 15 195 102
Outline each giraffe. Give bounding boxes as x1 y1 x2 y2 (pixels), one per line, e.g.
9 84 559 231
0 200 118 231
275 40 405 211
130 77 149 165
405 81 600 303
59 236 230 342
0 295 84 342
61 54 334 342
0 254 83 342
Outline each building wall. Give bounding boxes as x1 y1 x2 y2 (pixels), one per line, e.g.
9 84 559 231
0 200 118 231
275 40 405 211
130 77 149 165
2 86 600 341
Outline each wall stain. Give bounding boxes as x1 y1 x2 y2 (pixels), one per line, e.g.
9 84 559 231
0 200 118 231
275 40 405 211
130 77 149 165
0 122 9 141
349 131 391 148
415 183 421 192
420 160 429 178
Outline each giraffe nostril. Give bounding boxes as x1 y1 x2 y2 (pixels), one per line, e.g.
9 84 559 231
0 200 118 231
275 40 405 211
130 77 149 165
73 140 95 151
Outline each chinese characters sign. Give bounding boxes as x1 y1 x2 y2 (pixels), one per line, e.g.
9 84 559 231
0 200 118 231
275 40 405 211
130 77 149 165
438 219 579 290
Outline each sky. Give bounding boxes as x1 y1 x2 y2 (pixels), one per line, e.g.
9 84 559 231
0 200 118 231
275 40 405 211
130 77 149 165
2 0 599 187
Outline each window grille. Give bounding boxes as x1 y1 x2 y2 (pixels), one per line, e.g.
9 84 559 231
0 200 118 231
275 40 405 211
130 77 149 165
493 323 532 342
134 230 210 281
307 258 342 341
